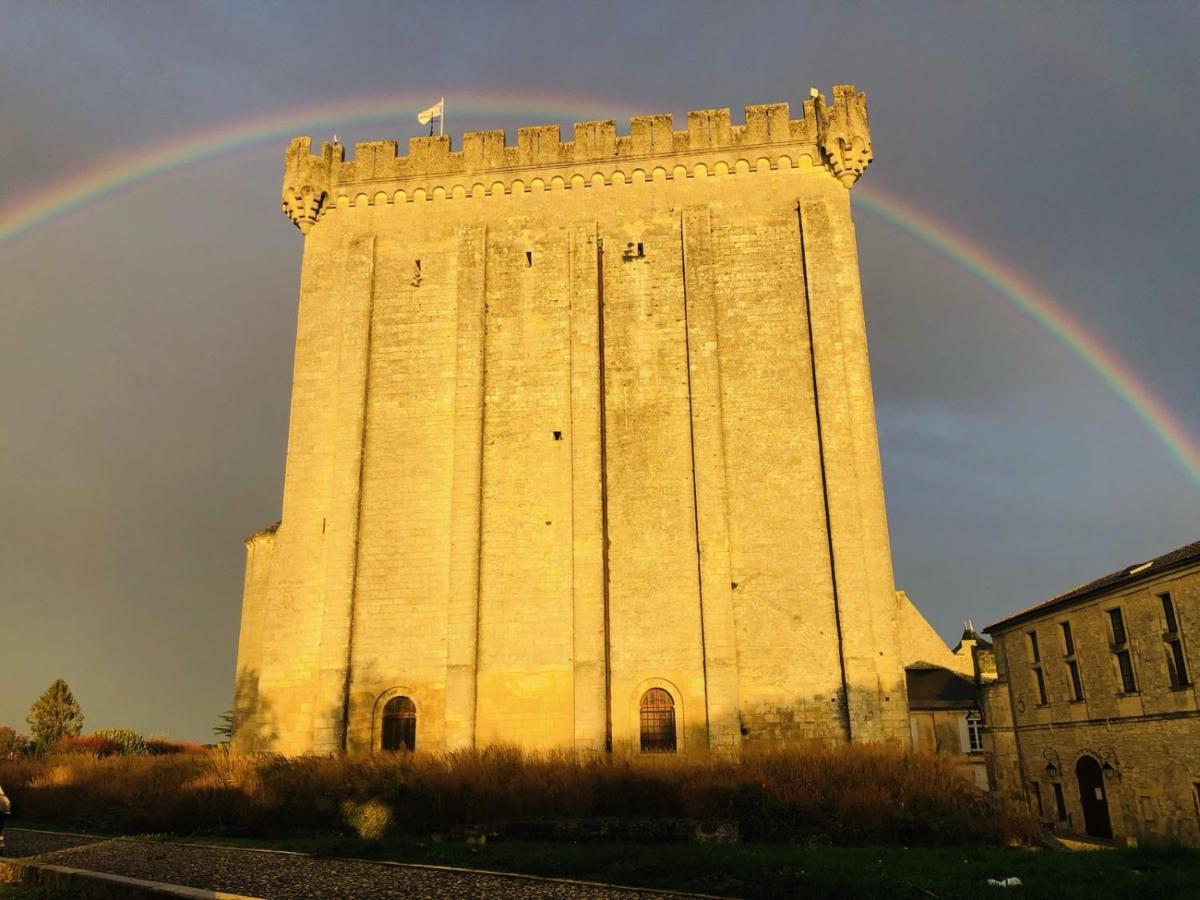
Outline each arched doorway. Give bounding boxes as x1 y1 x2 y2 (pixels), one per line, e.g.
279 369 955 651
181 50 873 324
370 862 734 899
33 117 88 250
1075 755 1112 839
639 688 677 753
381 696 416 752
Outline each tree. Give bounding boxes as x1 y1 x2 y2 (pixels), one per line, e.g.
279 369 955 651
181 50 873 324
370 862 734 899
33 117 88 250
0 725 30 760
213 709 234 741
26 679 84 748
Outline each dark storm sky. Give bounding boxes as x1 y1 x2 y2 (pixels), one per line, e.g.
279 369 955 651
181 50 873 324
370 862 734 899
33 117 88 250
1 1 1196 741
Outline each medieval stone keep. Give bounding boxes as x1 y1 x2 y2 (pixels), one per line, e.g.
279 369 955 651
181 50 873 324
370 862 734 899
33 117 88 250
233 86 915 756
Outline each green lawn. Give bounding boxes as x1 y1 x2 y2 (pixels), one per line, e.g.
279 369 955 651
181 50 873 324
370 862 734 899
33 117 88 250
182 833 1200 899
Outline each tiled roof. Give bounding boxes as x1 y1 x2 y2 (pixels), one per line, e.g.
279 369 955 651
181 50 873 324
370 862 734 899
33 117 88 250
985 538 1200 634
905 664 979 709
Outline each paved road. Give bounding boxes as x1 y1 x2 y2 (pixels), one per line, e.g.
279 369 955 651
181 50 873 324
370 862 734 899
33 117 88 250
5 828 108 858
6 828 716 899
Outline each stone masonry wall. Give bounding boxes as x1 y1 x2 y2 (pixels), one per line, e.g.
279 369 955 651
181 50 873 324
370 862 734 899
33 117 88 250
234 87 909 756
988 562 1200 845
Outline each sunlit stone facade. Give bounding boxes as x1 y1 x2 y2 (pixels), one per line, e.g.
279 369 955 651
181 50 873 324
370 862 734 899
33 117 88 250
985 540 1200 845
232 86 914 756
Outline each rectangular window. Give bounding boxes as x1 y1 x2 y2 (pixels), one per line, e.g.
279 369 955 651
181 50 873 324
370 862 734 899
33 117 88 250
1034 666 1048 705
1156 592 1190 688
1028 630 1041 662
1161 593 1179 633
1117 649 1138 693
1109 608 1128 646
966 713 984 752
1067 659 1085 701
1053 782 1068 821
1167 639 1191 687
1108 607 1137 693
1061 620 1083 701
1030 782 1045 818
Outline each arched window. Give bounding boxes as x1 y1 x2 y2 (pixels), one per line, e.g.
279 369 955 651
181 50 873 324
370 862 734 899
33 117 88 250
381 696 416 752
639 688 676 753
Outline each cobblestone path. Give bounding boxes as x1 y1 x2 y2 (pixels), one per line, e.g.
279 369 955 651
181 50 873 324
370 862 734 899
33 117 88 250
6 828 717 899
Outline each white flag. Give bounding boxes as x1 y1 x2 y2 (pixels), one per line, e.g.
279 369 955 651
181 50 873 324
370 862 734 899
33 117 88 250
417 98 444 125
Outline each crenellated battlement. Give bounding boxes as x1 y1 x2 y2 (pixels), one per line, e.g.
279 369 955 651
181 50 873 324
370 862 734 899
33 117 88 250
281 86 872 233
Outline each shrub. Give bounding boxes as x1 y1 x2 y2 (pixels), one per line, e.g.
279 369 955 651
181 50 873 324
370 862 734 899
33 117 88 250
0 744 1037 846
342 798 393 840
145 738 206 756
57 735 123 757
92 729 149 756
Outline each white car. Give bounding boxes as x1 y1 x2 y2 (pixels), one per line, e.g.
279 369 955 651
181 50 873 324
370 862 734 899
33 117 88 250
0 784 9 853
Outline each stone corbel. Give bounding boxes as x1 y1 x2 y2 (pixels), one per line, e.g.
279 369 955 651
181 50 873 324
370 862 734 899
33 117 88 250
815 84 873 188
281 137 338 233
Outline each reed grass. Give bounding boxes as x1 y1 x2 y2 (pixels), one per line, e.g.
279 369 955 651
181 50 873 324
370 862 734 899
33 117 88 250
0 743 1035 846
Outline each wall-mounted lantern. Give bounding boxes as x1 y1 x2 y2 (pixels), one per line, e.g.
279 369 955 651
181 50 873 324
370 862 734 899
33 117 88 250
1098 745 1120 780
1041 747 1062 780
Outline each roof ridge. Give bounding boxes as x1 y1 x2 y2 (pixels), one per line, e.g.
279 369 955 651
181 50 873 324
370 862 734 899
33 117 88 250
986 537 1200 633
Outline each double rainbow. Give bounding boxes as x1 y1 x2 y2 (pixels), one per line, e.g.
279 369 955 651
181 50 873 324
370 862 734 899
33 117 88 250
2 91 1196 487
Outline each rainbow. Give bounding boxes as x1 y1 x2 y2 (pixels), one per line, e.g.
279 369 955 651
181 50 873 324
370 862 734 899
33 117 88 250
856 185 1200 486
0 89 639 250
1 93 1197 487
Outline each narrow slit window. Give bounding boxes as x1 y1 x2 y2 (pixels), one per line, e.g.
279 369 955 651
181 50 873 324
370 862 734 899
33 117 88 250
637 242 645 257
525 250 533 267
1028 630 1041 663
1034 666 1048 705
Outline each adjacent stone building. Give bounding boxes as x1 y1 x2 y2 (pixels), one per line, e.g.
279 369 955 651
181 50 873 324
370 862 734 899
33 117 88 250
985 539 1200 845
906 623 993 790
233 86 919 757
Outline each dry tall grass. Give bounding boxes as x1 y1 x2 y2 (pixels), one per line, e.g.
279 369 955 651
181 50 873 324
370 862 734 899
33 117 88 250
0 744 1035 845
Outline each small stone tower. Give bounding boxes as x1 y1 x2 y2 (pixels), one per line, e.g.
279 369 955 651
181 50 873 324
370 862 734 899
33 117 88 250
233 85 909 756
